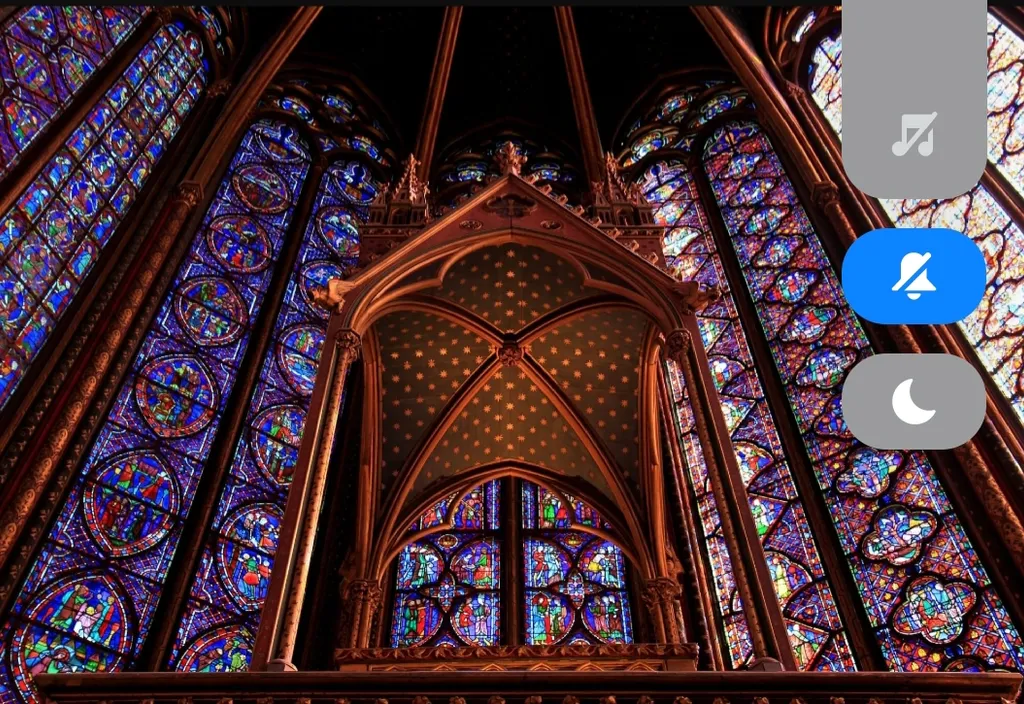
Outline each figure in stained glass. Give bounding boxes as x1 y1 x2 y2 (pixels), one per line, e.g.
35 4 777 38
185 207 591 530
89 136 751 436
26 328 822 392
390 482 501 648
521 482 633 645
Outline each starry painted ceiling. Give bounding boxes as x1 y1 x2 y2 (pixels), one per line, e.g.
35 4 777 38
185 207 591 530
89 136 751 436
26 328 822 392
373 243 652 514
439 244 601 333
377 311 494 493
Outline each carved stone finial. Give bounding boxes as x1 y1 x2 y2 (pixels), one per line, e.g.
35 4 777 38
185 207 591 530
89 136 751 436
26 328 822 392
713 698 730 704
526 697 543 704
374 699 388 704
496 141 527 175
450 698 467 704
489 697 506 704
412 697 432 704
753 698 770 704
600 697 616 704
627 240 641 253
310 277 353 313
665 330 692 360
392 154 427 204
831 698 846 704
175 181 203 208
598 151 645 206
563 697 580 704
673 698 693 704
638 697 655 704
336 699 352 704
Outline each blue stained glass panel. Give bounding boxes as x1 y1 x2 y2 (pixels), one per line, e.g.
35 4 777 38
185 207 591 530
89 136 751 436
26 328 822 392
0 7 148 180
171 159 373 671
521 481 633 646
0 22 208 412
0 120 310 704
702 119 1024 672
390 481 502 648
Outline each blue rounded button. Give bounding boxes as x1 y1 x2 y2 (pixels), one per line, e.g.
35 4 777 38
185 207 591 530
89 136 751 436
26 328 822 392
841 227 986 325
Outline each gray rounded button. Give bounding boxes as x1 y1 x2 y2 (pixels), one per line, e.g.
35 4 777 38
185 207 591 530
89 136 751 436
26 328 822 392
841 354 985 450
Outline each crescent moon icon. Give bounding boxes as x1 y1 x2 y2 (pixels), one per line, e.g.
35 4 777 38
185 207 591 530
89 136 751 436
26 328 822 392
891 378 936 426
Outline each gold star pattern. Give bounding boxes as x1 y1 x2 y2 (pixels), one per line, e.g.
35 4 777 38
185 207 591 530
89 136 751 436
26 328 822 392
415 367 607 496
534 309 645 489
378 311 493 493
442 244 598 333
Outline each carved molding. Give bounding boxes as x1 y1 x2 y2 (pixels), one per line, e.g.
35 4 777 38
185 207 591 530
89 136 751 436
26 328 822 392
335 643 699 666
483 194 537 219
811 180 841 209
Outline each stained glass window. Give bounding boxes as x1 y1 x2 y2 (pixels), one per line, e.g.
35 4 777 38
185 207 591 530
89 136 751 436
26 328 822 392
0 120 310 704
805 16 1024 426
639 156 855 670
390 480 635 647
170 159 374 672
0 7 148 181
664 359 754 667
390 481 502 648
0 22 208 411
702 119 1024 672
521 482 633 646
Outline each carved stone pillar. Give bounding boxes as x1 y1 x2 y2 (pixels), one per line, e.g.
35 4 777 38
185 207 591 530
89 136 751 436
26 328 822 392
664 326 795 668
642 577 684 644
256 329 361 671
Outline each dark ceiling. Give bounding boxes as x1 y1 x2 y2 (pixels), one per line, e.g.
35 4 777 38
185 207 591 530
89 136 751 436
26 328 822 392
245 6 757 160
573 7 732 148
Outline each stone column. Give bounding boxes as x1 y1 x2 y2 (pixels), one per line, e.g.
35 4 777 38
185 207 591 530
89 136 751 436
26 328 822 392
256 329 361 671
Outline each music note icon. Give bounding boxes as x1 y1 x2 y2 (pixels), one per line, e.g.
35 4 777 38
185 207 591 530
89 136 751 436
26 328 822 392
892 112 938 157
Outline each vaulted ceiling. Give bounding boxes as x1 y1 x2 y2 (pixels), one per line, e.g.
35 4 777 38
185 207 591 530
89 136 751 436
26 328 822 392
369 241 653 515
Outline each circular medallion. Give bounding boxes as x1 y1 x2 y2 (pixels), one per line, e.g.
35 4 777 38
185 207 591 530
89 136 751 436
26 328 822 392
12 573 131 701
300 261 346 312
135 354 218 438
207 216 273 273
216 503 282 610
140 81 167 116
316 206 360 260
174 276 247 346
86 150 117 189
231 164 289 213
177 625 254 672
276 325 324 395
253 121 306 163
105 124 136 162
251 404 305 484
83 451 179 558
331 161 377 203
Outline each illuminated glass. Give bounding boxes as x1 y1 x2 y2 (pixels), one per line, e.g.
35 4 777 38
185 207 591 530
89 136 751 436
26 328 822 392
702 119 1024 672
0 22 207 411
0 120 310 703
0 7 148 180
